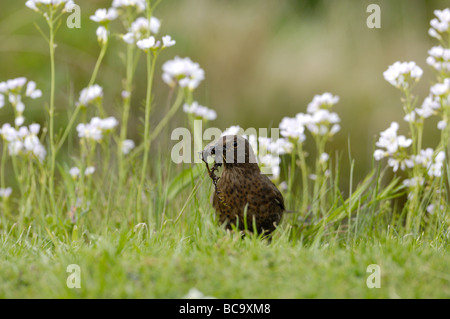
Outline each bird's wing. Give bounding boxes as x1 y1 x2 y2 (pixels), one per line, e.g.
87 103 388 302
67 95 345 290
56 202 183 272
261 174 285 211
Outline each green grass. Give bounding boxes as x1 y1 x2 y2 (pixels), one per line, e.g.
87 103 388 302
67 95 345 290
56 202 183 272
1 222 449 298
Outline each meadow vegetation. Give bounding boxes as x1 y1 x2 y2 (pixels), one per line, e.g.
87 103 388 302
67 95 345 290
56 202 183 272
0 0 449 298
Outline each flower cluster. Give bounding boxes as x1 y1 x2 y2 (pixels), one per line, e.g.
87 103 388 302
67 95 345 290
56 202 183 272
0 77 42 126
123 16 161 44
25 0 75 14
90 8 118 24
383 61 423 90
183 101 217 121
220 126 293 180
401 149 446 188
376 8 450 197
373 122 412 172
76 117 118 142
162 56 205 90
428 8 450 40
413 148 446 178
258 136 294 155
136 35 175 51
90 8 118 44
426 46 450 72
69 166 96 179
0 123 46 161
279 116 307 142
76 84 103 108
122 139 135 155
430 78 450 97
112 0 146 13
279 92 341 141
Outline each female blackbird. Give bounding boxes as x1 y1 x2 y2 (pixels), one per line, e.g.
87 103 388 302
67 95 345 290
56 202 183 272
201 135 285 235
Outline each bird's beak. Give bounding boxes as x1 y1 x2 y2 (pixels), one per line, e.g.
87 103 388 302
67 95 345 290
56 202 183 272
201 140 226 164
200 142 216 163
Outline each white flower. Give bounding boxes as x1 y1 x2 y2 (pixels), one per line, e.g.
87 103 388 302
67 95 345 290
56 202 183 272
122 139 135 155
122 32 135 44
183 101 217 121
85 166 96 176
428 27 441 40
279 116 307 142
136 36 160 51
415 95 440 118
387 157 414 172
403 177 424 188
437 120 447 130
426 204 444 214
258 137 293 155
0 187 12 198
69 167 80 178
29 123 40 135
122 16 161 44
162 56 205 90
149 16 161 34
375 122 411 155
403 111 416 123
25 0 39 11
99 117 119 130
373 149 386 161
383 61 423 89
259 154 281 180
64 1 76 12
0 94 4 108
96 26 109 44
306 109 341 136
77 117 118 142
90 8 118 23
1 124 46 161
221 125 243 137
426 46 450 72
76 123 103 141
76 84 103 107
0 123 16 142
26 0 74 13
112 0 146 12
430 78 450 97
320 152 329 163
15 116 25 127
427 204 435 214
121 90 130 99
271 138 294 155
414 148 434 167
4 77 27 92
307 92 339 113
161 35 176 48
183 288 215 299
412 148 446 178
25 81 42 99
429 8 450 38
374 122 413 172
428 151 445 177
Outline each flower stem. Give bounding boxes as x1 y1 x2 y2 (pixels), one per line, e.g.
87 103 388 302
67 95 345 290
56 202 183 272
118 43 136 184
137 50 157 222
47 11 57 220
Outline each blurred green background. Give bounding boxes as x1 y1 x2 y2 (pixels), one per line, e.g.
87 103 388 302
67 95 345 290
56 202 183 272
0 0 448 184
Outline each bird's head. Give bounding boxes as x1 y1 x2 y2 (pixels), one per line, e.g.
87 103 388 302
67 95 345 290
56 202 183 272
201 135 259 170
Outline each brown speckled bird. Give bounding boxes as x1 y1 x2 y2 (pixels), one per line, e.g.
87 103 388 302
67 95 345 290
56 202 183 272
201 135 285 235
